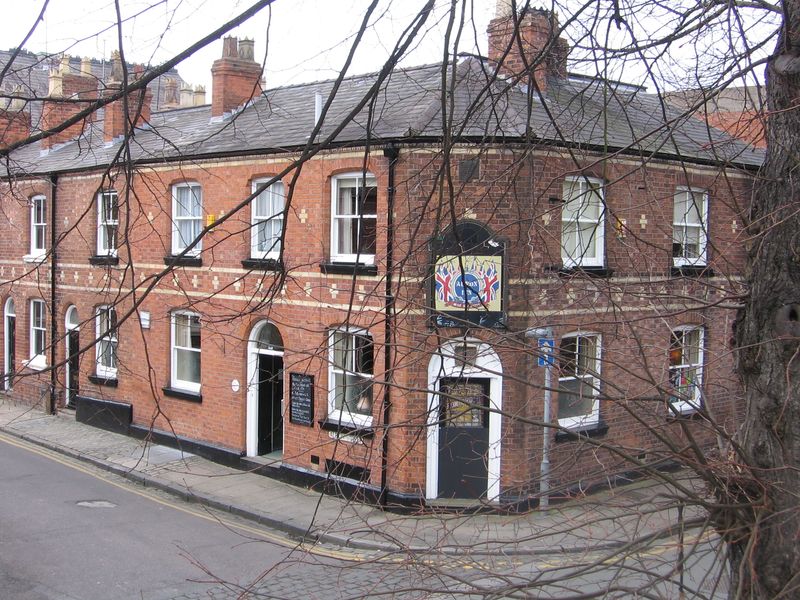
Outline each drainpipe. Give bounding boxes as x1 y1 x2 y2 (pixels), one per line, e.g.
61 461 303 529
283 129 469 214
379 144 399 507
48 173 59 415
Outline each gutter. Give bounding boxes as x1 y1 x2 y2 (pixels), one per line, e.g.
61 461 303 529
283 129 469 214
48 173 58 415
379 144 399 507
6 133 763 181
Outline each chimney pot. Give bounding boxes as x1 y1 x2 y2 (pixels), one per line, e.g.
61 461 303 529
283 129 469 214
193 85 206 106
80 57 93 77
222 36 239 58
180 84 194 107
238 38 255 61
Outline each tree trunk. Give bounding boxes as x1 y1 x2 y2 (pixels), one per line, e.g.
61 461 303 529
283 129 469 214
732 4 800 598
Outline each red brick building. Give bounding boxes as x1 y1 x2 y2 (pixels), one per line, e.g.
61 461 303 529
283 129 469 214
0 7 761 505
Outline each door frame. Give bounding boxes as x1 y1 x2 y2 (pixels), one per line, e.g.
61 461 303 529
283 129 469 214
4 297 15 391
426 339 503 501
65 306 79 406
246 321 285 457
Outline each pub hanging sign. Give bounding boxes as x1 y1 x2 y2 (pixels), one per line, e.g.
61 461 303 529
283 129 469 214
430 222 506 328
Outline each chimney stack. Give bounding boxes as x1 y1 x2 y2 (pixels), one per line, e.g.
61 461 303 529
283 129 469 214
0 86 31 149
163 77 180 108
102 52 152 142
211 36 263 117
41 56 98 149
487 3 569 92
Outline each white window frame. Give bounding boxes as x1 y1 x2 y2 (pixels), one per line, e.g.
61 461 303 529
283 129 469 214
28 299 46 370
171 182 203 255
327 327 374 426
26 195 47 262
561 177 605 268
251 179 285 260
331 173 377 265
97 190 119 256
557 332 601 429
669 326 704 414
95 305 118 379
672 187 708 267
170 311 201 393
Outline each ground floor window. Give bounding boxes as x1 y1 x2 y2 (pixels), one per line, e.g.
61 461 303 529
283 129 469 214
669 326 704 414
328 328 373 425
96 306 118 379
28 299 46 369
557 333 600 428
171 311 200 393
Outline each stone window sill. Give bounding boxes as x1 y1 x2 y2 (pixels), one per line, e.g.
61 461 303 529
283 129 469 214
555 420 608 442
89 255 119 266
162 386 202 403
88 374 118 387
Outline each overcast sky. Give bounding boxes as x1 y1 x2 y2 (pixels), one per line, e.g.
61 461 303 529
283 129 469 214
2 0 496 92
1 0 776 96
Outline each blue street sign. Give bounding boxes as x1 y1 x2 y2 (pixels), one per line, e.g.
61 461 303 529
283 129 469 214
537 338 555 366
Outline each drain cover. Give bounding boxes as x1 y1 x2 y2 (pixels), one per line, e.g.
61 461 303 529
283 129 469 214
76 500 117 509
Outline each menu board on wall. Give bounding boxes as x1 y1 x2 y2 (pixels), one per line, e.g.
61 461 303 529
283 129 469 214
289 372 314 426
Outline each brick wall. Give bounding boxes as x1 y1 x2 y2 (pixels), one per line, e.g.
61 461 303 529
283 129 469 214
0 143 753 500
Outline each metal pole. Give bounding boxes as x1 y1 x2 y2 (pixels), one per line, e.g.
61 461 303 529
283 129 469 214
540 356 551 510
525 326 553 511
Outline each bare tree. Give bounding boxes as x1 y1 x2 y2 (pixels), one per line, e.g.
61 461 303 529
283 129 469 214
0 1 797 599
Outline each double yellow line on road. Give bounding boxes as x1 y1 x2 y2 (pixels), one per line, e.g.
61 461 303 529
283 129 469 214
0 431 371 563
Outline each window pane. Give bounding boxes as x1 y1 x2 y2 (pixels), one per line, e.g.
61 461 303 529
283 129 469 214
177 220 200 247
256 323 283 351
336 180 358 216
360 185 377 215
577 336 596 373
335 373 372 415
558 378 594 420
354 334 373 374
336 217 357 255
176 348 200 383
176 185 201 217
359 217 377 255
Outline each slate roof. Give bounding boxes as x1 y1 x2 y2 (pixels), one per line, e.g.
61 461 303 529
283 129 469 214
0 48 187 129
2 57 764 178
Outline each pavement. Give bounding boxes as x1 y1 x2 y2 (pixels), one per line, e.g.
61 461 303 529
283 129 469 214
0 397 704 557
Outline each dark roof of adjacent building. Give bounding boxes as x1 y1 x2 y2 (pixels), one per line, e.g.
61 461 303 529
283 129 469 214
0 48 187 124
2 57 764 178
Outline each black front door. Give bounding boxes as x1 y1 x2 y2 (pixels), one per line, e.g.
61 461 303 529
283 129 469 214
437 378 490 499
66 330 79 407
257 354 284 455
5 315 14 389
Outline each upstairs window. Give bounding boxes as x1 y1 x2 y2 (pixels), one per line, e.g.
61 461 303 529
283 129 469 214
29 299 46 369
669 326 704 414
673 188 708 266
171 183 203 255
28 195 46 260
171 312 201 393
251 180 284 259
95 306 118 379
97 190 119 256
328 328 374 425
331 174 377 264
558 333 600 428
561 177 605 268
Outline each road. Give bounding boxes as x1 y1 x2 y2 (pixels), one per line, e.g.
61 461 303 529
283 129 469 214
0 434 430 599
0 432 728 599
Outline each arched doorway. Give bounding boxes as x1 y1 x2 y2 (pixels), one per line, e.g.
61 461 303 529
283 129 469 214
246 322 284 457
64 306 80 408
4 298 15 391
426 339 503 501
